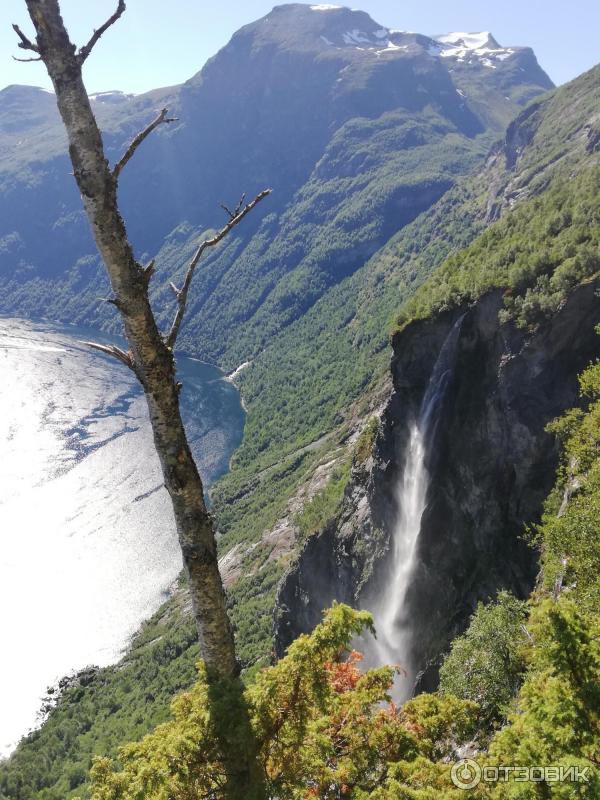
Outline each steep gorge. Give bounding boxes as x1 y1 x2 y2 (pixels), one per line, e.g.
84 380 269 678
275 278 600 686
1 9 598 796
274 64 600 687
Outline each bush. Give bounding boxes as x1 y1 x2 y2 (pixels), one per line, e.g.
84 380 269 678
82 604 478 800
439 592 529 727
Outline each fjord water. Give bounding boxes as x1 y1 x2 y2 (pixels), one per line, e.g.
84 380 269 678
0 318 244 757
366 317 463 698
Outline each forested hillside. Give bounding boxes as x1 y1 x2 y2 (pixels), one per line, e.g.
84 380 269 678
42 365 600 796
0 3 551 363
0 5 598 799
2 56 598 800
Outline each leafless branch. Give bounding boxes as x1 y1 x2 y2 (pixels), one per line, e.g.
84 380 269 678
96 295 124 309
12 23 39 53
12 54 42 62
80 340 134 370
112 108 178 181
78 0 126 63
220 193 246 220
165 188 271 349
520 623 534 644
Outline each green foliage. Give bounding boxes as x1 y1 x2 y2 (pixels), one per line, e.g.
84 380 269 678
2 61 598 800
397 165 600 331
294 460 351 541
6 347 598 798
482 351 600 797
78 604 479 800
488 600 600 798
537 360 600 615
353 417 380 465
439 593 529 728
228 562 284 668
0 606 200 800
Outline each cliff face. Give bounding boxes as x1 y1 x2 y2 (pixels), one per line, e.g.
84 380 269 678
274 278 600 685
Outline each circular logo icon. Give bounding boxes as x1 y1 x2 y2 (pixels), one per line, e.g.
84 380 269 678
451 758 482 790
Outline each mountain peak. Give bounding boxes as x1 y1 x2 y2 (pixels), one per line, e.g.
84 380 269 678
435 31 501 51
0 85 58 136
236 3 389 51
235 7 535 71
0 84 54 99
427 30 540 72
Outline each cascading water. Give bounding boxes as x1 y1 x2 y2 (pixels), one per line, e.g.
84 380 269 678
365 315 465 698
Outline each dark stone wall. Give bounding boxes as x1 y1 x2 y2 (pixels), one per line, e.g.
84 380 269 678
274 279 600 685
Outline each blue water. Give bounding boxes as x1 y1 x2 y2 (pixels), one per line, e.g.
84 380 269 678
0 317 244 756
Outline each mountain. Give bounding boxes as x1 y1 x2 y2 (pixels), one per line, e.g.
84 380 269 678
3 55 597 794
274 65 600 679
0 5 582 798
0 3 552 366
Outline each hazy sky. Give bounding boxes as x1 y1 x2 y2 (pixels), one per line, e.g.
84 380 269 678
1 1 598 94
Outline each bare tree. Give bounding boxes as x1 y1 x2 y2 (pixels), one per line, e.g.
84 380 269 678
14 2 269 796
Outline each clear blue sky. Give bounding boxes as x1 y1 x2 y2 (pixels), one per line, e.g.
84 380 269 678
1 0 598 94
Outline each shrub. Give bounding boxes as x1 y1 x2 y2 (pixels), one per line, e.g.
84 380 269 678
439 592 529 727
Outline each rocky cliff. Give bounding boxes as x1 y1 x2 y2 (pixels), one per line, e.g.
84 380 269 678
274 276 600 689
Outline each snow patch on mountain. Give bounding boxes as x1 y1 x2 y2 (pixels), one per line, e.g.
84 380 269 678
432 31 515 69
375 40 407 56
310 4 342 10
436 31 499 50
342 29 372 45
89 90 133 103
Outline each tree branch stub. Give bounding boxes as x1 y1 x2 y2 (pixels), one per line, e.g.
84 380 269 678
113 107 178 181
165 188 271 349
78 0 126 64
12 54 42 62
12 22 39 52
80 340 134 371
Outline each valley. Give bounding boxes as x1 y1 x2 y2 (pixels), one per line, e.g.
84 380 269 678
0 3 598 798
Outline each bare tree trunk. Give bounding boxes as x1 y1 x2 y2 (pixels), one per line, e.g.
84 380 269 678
23 0 242 679
18 3 270 796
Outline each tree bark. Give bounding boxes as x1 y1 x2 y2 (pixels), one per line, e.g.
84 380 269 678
23 0 239 679
21 4 272 795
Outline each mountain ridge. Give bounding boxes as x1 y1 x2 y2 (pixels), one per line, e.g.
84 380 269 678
1 57 596 797
0 3 552 369
2 8 589 798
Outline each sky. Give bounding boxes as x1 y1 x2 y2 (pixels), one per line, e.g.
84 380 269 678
1 0 598 95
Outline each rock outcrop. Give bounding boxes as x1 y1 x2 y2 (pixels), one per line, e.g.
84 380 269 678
274 278 600 687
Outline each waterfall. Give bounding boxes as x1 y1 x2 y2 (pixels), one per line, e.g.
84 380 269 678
365 315 464 698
